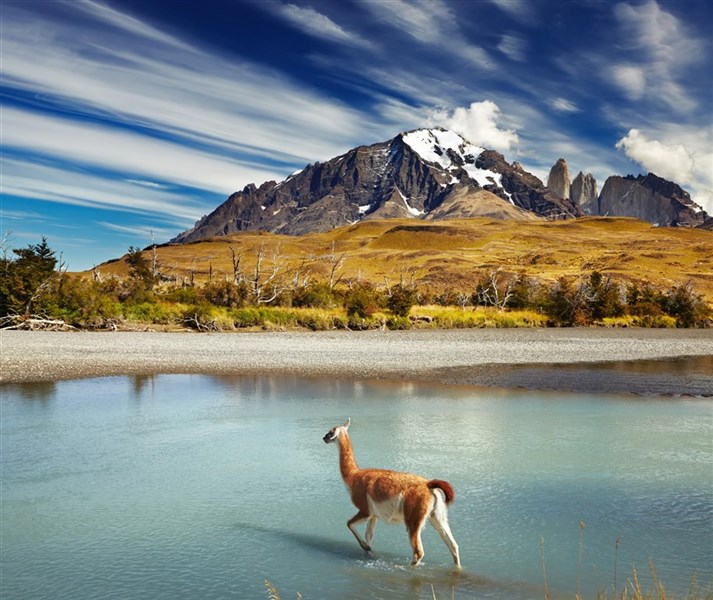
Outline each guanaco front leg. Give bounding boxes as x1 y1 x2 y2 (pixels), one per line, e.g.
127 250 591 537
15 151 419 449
408 519 426 566
365 516 377 548
347 511 372 552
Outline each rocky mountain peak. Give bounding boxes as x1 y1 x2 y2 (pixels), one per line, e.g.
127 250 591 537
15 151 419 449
547 158 570 200
597 172 708 227
172 128 590 244
570 171 598 212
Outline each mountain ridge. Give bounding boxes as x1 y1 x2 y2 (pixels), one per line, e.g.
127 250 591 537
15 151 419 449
171 128 580 244
172 128 709 244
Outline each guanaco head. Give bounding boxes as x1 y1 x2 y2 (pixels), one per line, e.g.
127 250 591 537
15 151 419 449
323 418 350 444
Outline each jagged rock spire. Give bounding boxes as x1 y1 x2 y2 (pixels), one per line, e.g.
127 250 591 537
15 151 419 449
547 158 570 200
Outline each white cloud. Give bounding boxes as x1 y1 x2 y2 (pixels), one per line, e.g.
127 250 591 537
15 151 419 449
609 65 647 100
274 3 373 49
0 2 368 171
616 129 694 184
73 0 193 51
550 98 580 113
609 1 704 113
432 101 520 152
97 222 179 240
497 34 526 62
1 156 212 225
360 0 493 69
2 107 282 195
489 0 536 23
616 128 713 213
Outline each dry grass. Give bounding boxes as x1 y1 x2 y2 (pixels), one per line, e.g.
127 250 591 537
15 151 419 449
93 217 713 302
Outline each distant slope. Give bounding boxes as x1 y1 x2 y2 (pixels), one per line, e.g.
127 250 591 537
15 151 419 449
101 217 713 301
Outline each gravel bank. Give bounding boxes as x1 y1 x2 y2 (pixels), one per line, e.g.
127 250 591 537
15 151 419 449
2 329 712 395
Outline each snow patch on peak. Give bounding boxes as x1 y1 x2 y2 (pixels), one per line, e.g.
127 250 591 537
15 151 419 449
402 129 510 198
402 129 485 171
395 186 424 216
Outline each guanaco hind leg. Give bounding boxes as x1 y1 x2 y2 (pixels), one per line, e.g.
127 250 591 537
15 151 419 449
429 513 461 567
429 490 461 567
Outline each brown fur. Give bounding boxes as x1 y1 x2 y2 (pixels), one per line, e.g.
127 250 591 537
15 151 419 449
327 424 460 566
427 480 455 505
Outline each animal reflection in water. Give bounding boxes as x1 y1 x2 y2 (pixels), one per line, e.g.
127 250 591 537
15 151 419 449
323 419 461 567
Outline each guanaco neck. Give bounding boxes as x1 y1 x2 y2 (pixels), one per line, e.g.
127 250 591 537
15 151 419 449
337 432 359 483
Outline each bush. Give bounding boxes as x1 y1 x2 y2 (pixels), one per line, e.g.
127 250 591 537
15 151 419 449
199 280 250 308
661 282 711 327
51 276 121 327
164 287 199 304
181 302 217 330
386 284 417 317
385 316 412 330
344 283 383 318
292 283 337 309
124 301 180 324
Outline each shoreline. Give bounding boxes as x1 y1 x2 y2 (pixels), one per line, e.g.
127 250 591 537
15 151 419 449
2 329 712 396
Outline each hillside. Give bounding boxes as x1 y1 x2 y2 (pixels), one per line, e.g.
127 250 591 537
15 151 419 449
98 217 713 301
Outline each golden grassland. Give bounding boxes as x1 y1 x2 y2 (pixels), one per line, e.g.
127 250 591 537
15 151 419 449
95 217 713 301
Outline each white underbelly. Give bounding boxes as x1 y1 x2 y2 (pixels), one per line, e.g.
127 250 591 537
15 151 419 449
368 493 405 524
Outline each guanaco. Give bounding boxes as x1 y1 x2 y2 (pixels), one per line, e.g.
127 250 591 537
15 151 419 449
323 418 460 567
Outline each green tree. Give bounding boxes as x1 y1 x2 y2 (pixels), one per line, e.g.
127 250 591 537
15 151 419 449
0 237 58 315
126 246 156 291
662 282 711 327
584 271 624 321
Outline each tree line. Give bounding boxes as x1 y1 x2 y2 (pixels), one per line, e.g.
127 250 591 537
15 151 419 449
1 237 710 330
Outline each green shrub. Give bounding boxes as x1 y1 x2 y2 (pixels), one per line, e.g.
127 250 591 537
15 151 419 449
292 283 337 309
344 283 383 318
386 284 417 317
199 280 250 308
385 316 411 330
164 287 199 304
124 301 180 324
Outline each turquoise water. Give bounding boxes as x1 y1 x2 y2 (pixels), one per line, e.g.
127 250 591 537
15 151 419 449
1 375 711 600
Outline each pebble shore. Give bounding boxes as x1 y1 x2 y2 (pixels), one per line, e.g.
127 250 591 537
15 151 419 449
2 329 712 395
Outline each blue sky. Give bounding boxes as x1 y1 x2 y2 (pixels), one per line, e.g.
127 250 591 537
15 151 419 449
2 0 712 271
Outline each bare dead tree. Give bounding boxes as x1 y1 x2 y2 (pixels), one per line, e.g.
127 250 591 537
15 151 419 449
456 292 470 310
150 229 159 280
399 265 416 289
292 257 312 289
229 246 244 284
476 268 514 310
251 244 289 304
324 242 347 289
189 259 196 287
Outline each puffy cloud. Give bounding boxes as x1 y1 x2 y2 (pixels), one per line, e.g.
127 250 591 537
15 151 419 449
432 101 520 152
615 129 694 183
616 128 713 213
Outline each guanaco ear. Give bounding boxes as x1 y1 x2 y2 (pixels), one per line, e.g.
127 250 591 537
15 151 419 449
343 418 351 431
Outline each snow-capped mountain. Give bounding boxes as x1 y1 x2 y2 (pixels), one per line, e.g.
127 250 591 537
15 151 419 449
171 128 580 243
